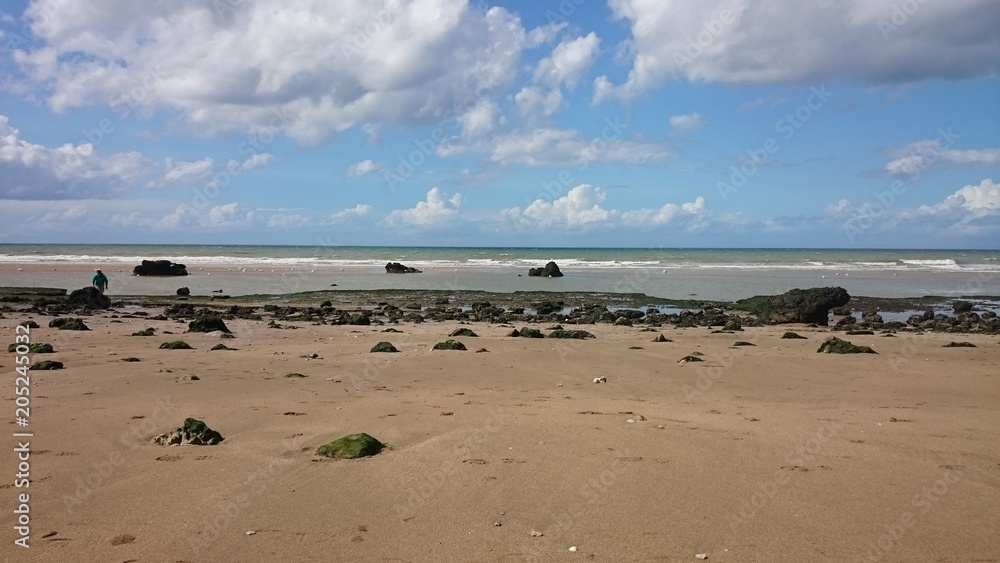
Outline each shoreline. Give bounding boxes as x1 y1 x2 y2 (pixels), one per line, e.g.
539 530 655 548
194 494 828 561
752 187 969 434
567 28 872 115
4 284 1000 311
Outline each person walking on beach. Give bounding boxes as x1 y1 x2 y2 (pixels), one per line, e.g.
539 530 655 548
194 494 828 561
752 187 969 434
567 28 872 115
92 269 109 294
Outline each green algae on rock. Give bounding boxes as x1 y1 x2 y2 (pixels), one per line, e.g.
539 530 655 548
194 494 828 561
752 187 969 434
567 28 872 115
315 433 385 459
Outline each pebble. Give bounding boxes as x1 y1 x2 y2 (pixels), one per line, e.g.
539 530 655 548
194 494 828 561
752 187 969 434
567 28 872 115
593 377 607 384
493 521 502 527
245 530 256 536
531 530 544 537
568 546 578 552
696 554 708 560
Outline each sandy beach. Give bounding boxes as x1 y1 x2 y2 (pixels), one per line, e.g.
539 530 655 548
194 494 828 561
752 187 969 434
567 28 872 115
2 301 998 562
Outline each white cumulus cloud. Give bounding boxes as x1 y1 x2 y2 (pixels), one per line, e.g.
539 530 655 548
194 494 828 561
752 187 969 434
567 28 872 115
0 114 151 199
503 184 616 229
14 0 543 145
346 159 381 177
885 141 1000 177
385 187 461 227
532 32 601 89
669 113 705 133
490 128 671 168
333 203 374 220
598 0 1000 99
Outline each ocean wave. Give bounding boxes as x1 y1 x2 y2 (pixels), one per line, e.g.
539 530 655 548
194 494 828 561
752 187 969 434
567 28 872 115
2 253 999 273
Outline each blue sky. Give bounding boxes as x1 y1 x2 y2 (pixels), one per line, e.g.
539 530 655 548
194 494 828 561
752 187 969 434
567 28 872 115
1 0 998 248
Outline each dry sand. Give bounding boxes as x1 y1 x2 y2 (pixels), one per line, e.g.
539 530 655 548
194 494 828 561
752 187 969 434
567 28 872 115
2 310 998 562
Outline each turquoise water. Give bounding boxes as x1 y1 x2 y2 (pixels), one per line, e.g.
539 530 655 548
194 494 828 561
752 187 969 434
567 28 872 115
1 245 998 300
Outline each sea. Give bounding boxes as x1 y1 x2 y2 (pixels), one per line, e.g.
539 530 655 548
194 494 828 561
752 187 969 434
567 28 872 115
1 245 998 305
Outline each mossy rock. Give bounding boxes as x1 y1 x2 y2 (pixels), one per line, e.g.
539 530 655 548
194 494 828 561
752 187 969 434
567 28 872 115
382 328 403 333
220 332 236 339
121 357 141 362
315 433 385 459
49 317 89 331
723 320 743 331
347 313 371 326
652 334 672 343
284 372 307 378
159 341 193 350
433 340 467 351
449 328 478 337
781 332 807 339
817 337 877 354
943 341 976 348
30 360 63 370
370 341 399 353
19 320 40 329
131 328 155 336
629 346 644 350
548 329 595 339
475 348 489 353
678 355 704 363
210 343 236 351
153 418 223 446
690 351 705 356
732 341 756 347
8 342 54 354
188 315 230 333
517 328 544 338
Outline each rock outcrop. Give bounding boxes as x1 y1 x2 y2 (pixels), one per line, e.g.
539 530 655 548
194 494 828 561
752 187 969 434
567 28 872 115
528 261 564 277
735 287 850 326
385 262 421 274
133 260 188 276
67 286 111 309
315 433 384 459
153 418 224 445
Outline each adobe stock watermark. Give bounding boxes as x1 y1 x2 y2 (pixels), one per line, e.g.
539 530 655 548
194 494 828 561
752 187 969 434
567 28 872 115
682 344 753 401
524 455 631 562
842 127 959 244
70 64 167 163
393 408 504 521
854 463 965 562
187 433 310 555
507 115 629 235
543 0 588 26
338 0 403 60
728 419 844 531
878 0 931 41
2 0 72 54
673 0 749 72
184 107 292 214
717 84 833 201
886 264 995 371
61 397 178 514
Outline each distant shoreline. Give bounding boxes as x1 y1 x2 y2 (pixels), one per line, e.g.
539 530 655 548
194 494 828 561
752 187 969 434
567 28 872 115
3 285 998 315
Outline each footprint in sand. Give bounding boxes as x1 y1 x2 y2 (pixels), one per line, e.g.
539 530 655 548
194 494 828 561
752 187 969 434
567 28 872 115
156 455 181 462
56 452 79 457
615 456 644 462
195 456 213 461
501 458 526 464
781 465 809 471
463 459 488 465
110 534 135 545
